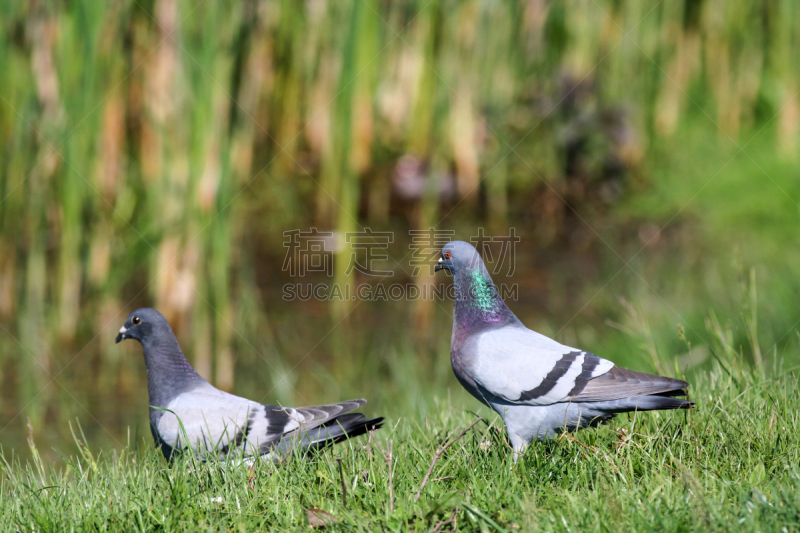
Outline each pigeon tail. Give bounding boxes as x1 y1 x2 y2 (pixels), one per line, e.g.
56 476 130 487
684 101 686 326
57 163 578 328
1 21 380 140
268 414 385 457
572 366 692 403
600 394 695 412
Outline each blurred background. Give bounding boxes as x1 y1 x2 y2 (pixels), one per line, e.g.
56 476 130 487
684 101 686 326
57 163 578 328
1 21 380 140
1 0 800 463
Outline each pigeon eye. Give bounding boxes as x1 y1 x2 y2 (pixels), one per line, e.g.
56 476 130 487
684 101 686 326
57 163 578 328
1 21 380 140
132 316 141 325
444 252 452 259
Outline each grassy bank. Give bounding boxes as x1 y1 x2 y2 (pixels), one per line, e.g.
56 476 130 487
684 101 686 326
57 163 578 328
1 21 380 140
2 339 799 531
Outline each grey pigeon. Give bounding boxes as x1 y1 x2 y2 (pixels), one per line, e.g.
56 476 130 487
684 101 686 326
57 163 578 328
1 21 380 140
435 241 693 458
116 308 383 461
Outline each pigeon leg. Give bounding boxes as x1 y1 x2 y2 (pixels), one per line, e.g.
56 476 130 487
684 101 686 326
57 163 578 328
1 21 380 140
506 425 528 464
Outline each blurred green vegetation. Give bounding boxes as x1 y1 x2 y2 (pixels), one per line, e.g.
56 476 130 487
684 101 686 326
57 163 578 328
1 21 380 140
1 0 800 461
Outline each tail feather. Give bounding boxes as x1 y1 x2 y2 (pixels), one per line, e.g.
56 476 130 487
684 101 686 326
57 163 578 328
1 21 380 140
600 394 694 412
267 414 384 457
575 366 690 402
560 394 693 435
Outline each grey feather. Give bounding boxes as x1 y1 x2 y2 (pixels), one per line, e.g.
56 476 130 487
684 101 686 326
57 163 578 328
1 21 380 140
572 366 690 402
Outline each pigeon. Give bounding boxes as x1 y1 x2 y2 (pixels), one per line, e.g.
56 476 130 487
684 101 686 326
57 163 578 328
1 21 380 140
116 308 383 461
435 241 693 458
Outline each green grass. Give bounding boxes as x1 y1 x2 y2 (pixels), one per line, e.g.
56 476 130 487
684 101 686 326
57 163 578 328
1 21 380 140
3 350 800 532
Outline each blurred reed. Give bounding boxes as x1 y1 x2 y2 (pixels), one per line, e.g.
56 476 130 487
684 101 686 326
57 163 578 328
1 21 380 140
0 0 798 449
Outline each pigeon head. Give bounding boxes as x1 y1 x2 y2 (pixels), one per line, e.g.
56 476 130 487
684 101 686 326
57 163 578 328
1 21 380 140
435 241 485 276
116 307 205 408
116 308 172 345
435 241 496 302
436 240 521 332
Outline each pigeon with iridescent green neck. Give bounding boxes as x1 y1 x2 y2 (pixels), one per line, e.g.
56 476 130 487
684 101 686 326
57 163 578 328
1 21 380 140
436 241 693 459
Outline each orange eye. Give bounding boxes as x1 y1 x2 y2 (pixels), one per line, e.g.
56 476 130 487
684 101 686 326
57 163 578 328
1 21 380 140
444 252 451 259
132 316 141 325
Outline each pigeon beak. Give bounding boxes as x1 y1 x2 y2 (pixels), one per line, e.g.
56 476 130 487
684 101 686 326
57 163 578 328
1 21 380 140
435 257 444 272
115 326 127 344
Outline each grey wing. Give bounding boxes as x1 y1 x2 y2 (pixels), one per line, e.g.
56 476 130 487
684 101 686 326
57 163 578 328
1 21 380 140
470 327 614 406
571 366 690 402
257 399 369 454
286 399 367 428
